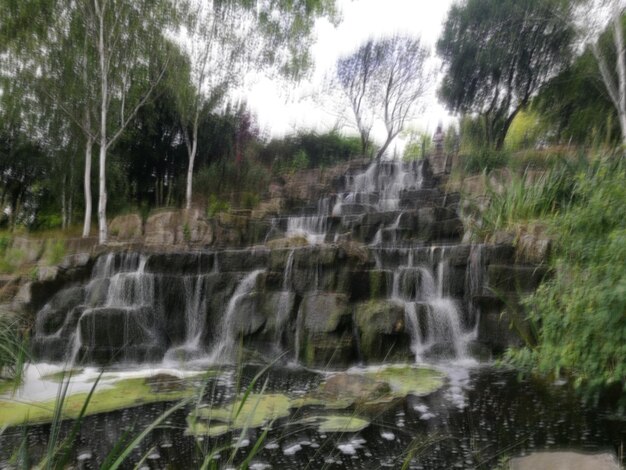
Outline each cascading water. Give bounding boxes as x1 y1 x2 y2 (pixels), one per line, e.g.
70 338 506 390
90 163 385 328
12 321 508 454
390 249 471 362
163 274 210 362
31 157 478 369
207 269 265 363
284 198 332 244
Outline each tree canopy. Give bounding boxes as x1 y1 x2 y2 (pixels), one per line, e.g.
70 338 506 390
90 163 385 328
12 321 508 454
437 0 576 149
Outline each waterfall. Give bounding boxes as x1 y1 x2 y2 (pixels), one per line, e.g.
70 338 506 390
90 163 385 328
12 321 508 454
390 257 469 362
272 250 295 353
163 274 209 363
285 198 331 244
207 269 265 363
67 253 155 365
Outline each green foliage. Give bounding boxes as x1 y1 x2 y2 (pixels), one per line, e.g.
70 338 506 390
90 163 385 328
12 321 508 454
437 0 576 149
206 195 231 217
475 154 588 238
461 148 510 174
503 156 626 400
260 131 363 170
44 240 66 266
291 149 310 172
504 111 546 151
0 314 28 386
403 130 431 161
0 248 25 274
195 156 271 211
532 25 623 147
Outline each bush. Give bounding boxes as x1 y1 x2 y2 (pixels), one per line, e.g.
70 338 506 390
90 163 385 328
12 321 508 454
460 148 510 174
207 195 230 217
504 155 626 401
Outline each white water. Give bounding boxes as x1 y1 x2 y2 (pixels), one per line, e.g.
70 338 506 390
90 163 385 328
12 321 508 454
67 254 154 365
207 269 265 363
273 250 295 352
390 250 471 362
163 274 209 362
285 198 331 244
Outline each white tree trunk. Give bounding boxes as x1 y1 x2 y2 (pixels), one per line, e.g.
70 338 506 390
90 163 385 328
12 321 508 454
97 0 108 245
185 121 199 211
82 139 93 237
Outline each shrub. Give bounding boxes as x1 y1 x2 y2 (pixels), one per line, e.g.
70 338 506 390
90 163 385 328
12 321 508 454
504 155 626 401
460 148 510 174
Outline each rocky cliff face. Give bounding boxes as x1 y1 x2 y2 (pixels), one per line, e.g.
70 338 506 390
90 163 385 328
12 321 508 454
21 159 547 367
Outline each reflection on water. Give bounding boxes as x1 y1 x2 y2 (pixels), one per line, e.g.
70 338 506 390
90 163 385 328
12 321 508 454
1 363 625 469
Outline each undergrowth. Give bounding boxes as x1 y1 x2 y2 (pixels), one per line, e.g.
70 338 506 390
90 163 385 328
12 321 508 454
502 154 626 402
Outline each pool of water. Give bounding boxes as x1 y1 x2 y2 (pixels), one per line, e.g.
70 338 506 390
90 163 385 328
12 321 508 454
1 362 624 469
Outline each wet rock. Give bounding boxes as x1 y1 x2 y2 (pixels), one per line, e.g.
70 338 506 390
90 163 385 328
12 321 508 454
353 300 411 362
229 292 266 336
79 306 153 349
487 264 548 293
144 252 214 275
266 237 309 250
217 248 269 272
349 270 391 301
108 213 143 241
300 293 350 334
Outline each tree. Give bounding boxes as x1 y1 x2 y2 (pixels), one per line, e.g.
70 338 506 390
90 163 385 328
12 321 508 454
586 1 626 146
2 0 179 243
335 35 430 160
178 0 337 211
336 40 379 157
437 0 576 149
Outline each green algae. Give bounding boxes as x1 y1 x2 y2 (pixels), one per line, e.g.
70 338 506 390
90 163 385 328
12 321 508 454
362 365 445 397
0 376 195 427
187 393 292 437
316 415 370 433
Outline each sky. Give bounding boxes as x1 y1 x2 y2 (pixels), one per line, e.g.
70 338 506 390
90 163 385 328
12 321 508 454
245 0 457 150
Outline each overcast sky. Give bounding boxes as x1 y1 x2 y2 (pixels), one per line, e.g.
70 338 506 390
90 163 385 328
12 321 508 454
245 0 456 149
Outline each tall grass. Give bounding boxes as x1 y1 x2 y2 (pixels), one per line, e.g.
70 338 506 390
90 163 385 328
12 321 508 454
0 314 28 388
502 154 626 401
474 153 591 241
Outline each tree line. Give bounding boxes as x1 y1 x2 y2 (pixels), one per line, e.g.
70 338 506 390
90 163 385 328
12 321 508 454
1 0 625 243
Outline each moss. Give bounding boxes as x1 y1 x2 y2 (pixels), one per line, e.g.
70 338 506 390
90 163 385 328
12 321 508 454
316 415 370 433
0 377 194 427
363 365 445 397
290 396 354 410
187 393 292 437
369 271 383 298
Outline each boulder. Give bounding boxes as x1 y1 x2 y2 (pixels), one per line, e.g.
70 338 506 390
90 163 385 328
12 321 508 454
108 213 143 241
298 292 355 367
300 293 350 334
176 208 213 245
353 300 411 362
144 210 180 245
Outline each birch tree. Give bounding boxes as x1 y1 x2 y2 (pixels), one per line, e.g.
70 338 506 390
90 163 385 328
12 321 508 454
178 0 337 210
